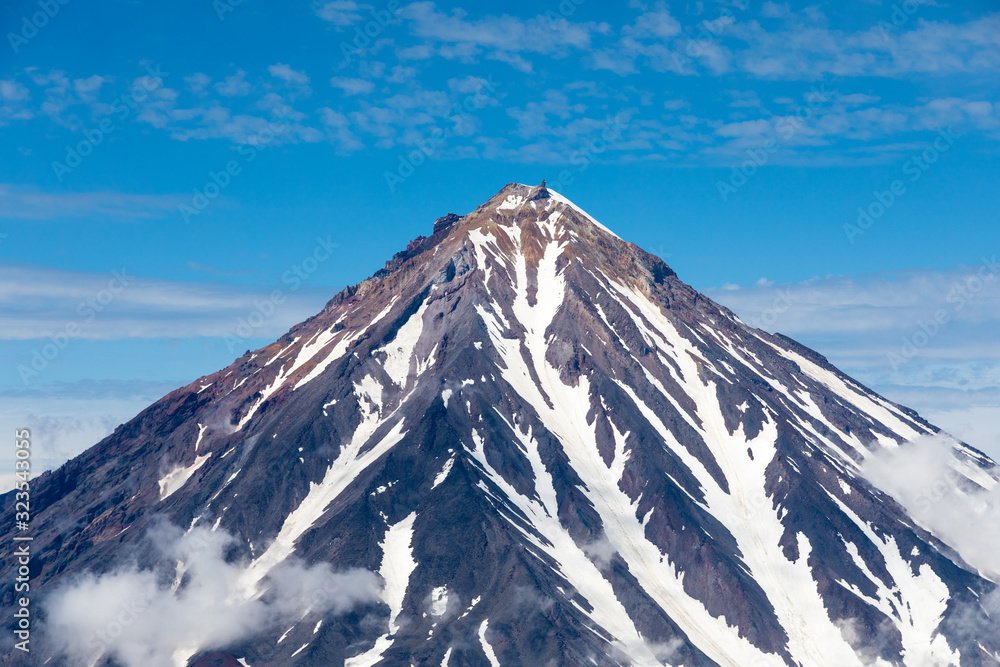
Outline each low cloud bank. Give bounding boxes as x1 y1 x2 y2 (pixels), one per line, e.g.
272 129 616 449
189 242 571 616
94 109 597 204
44 522 381 666
861 434 1000 579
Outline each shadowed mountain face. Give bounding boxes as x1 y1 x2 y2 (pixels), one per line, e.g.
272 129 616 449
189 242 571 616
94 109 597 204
2 183 998 667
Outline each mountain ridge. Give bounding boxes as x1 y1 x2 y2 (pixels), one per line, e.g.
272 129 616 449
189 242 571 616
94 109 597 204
2 182 998 667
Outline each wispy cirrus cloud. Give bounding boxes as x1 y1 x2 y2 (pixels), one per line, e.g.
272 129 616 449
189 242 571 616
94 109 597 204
0 185 181 220
706 262 1000 341
0 263 332 341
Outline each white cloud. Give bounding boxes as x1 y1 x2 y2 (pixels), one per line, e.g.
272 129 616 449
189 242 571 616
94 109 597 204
582 533 617 569
72 74 106 100
397 2 599 57
44 523 381 667
2 67 326 147
268 63 310 88
621 7 681 40
447 75 494 95
861 434 1000 579
0 384 172 489
707 261 1000 340
486 50 534 73
137 89 324 145
0 11 996 167
925 405 1000 462
330 76 375 95
728 89 762 108
214 70 252 97
759 2 791 19
316 0 364 26
589 48 639 75
396 43 434 60
183 73 211 94
0 79 31 102
319 107 364 150
733 13 1000 79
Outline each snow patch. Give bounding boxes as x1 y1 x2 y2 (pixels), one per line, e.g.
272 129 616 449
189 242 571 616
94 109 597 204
430 586 449 617
547 188 621 240
478 620 501 667
380 300 430 387
432 457 455 489
497 193 525 211
159 454 211 501
195 423 206 452
242 410 408 591
345 513 418 666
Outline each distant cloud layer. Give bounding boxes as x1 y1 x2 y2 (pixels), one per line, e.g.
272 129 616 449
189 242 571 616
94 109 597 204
0 185 180 220
0 263 332 340
707 261 1000 458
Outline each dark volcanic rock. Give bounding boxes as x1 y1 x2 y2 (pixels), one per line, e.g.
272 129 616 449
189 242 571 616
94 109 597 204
1 182 997 667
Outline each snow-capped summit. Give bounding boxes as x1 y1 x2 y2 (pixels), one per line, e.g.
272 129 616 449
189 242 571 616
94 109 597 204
3 183 998 666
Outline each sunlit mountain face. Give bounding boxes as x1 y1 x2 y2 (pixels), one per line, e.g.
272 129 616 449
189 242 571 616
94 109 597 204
3 183 998 667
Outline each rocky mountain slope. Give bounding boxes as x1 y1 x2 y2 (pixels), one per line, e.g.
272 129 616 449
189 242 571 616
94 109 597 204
2 182 998 667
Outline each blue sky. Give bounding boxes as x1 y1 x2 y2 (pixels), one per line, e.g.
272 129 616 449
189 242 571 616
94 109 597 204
2 0 999 474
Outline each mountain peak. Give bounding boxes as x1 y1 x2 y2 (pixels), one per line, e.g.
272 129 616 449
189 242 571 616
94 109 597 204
5 183 999 667
348 182 652 315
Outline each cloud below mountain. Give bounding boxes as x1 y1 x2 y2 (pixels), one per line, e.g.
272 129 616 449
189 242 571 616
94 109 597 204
861 434 1000 580
43 522 381 667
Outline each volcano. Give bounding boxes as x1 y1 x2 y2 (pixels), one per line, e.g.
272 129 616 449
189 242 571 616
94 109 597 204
3 182 998 666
